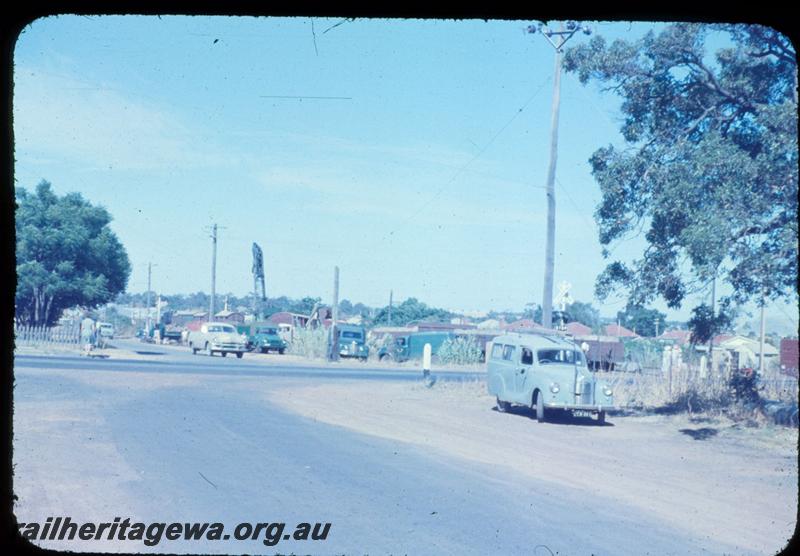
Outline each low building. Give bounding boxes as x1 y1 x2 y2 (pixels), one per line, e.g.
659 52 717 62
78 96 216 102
214 309 245 324
780 338 798 377
565 321 593 336
604 324 638 338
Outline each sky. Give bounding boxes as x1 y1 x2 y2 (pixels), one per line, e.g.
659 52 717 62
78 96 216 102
12 15 799 334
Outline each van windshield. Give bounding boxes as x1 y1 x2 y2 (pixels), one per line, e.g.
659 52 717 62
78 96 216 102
537 349 584 366
341 331 363 339
256 327 277 335
209 325 236 333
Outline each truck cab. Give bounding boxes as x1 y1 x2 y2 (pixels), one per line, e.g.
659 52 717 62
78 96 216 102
336 324 369 360
378 331 454 362
487 333 614 423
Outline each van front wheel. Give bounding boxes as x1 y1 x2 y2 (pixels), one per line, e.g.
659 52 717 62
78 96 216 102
496 396 510 413
534 391 545 423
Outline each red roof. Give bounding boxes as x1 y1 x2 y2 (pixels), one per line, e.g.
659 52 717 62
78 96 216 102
604 324 638 338
659 329 692 344
505 319 543 331
565 322 593 336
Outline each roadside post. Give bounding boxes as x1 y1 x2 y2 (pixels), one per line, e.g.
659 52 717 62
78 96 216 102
422 342 436 387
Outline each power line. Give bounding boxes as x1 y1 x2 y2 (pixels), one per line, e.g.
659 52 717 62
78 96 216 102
554 176 597 236
374 76 553 247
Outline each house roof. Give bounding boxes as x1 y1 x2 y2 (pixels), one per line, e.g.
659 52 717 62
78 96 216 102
659 329 692 344
565 322 593 336
604 324 639 337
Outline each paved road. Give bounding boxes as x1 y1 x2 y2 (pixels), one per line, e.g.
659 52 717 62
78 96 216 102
13 356 741 555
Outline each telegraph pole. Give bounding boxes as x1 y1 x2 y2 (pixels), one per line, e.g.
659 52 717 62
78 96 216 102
330 266 340 361
527 21 591 329
759 290 766 375
208 224 218 321
146 262 152 334
388 289 393 326
709 275 717 373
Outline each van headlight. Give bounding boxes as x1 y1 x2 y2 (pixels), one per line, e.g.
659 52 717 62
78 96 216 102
603 386 613 397
549 383 560 394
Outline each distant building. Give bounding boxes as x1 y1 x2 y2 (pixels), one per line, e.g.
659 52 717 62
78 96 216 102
565 322 593 336
658 329 692 346
604 324 638 338
214 309 244 324
504 319 544 332
780 338 798 377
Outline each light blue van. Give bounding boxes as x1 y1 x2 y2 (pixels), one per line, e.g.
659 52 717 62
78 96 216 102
487 333 614 423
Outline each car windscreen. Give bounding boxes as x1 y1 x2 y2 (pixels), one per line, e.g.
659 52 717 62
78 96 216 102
537 349 584 365
209 325 236 333
256 328 277 335
341 331 363 339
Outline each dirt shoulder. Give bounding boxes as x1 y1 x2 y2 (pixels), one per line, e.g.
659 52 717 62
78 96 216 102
268 379 798 555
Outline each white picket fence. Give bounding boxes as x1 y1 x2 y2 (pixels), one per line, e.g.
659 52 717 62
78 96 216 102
14 324 81 347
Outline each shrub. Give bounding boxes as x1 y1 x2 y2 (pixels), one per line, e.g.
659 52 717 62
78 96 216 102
437 337 482 365
287 327 329 359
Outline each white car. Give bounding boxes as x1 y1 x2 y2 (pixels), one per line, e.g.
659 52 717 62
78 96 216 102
188 322 248 358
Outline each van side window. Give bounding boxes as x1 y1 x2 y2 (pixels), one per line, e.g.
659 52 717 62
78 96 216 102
491 343 503 359
502 345 516 361
521 347 533 365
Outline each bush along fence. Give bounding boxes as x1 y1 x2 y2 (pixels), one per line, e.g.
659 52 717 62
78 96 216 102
14 324 81 349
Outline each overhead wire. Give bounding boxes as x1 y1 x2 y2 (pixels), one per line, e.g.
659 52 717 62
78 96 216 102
373 74 554 248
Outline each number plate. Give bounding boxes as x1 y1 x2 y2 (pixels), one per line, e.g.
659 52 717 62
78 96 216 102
573 410 592 418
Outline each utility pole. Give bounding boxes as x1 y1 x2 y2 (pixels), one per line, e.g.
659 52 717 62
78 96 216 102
527 21 591 329
708 275 717 374
388 289 393 326
145 262 157 334
330 266 340 361
654 317 660 337
759 290 766 375
208 224 219 321
146 262 152 334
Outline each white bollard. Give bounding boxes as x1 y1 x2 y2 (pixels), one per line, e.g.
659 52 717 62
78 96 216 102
422 343 436 387
423 343 432 376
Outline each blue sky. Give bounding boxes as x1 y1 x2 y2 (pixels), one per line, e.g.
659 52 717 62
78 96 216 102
12 16 799 333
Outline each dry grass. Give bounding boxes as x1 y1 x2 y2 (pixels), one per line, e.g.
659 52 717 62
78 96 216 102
602 362 798 427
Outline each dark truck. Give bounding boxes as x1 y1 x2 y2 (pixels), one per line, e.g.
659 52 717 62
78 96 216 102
378 331 454 362
237 322 287 354
335 324 369 360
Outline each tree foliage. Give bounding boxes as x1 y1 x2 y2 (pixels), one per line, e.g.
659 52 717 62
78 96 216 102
564 300 601 329
615 304 667 337
563 23 797 309
16 181 131 326
687 302 734 345
373 297 453 326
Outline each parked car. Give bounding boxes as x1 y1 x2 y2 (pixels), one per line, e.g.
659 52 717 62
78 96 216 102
336 324 369 360
487 333 614 423
378 331 454 362
97 322 115 339
188 322 248 358
237 323 287 354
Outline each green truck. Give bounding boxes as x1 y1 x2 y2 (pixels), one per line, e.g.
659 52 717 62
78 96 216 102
377 331 454 362
335 324 369 360
237 322 288 354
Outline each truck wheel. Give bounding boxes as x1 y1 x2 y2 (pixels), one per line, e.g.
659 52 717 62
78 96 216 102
191 343 198 355
597 411 606 425
236 352 244 359
278 348 285 355
534 391 546 423
496 396 510 413
221 352 227 358
204 343 212 356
